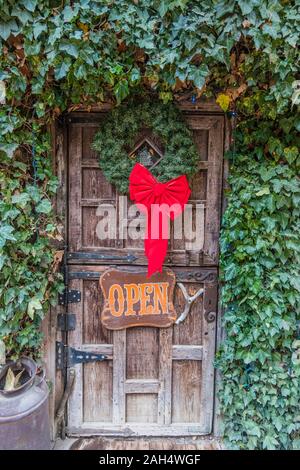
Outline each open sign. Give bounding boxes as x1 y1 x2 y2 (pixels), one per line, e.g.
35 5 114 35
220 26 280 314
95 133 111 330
100 268 177 330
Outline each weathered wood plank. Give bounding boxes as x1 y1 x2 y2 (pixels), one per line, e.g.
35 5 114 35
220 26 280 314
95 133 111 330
158 328 173 425
125 379 160 394
172 345 203 361
71 98 223 114
67 423 210 437
172 360 201 423
204 117 224 264
67 278 84 429
83 361 113 422
126 327 159 379
199 283 218 433
112 330 126 424
126 394 158 423
173 283 203 345
68 124 82 252
81 344 113 360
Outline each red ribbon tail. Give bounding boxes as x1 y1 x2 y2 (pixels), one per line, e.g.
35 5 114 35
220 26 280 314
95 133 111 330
145 238 168 277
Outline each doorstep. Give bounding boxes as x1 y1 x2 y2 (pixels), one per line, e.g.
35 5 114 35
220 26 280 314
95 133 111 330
53 436 224 450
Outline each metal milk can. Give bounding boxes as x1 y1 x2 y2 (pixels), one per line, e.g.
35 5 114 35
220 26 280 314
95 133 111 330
0 357 50 450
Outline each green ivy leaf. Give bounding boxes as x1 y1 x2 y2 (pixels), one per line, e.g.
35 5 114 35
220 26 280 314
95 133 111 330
245 421 261 438
36 199 52 214
55 61 71 80
262 435 279 450
190 64 209 89
255 187 270 196
0 20 18 40
130 68 141 83
0 224 16 247
238 1 253 15
158 1 168 17
27 297 43 320
59 42 79 58
62 5 78 22
33 22 47 39
284 146 298 164
114 80 129 104
0 143 18 158
21 0 38 13
11 193 30 208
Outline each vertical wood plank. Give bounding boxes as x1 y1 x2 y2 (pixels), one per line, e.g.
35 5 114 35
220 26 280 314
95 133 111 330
83 279 113 345
171 283 203 424
173 283 203 345
113 330 126 424
172 361 201 423
68 124 82 252
67 278 84 429
126 327 159 379
126 394 158 423
199 283 217 433
204 117 224 263
158 328 173 425
83 361 113 422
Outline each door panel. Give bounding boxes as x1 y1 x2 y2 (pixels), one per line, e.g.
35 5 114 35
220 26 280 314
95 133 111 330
68 114 224 266
172 360 202 423
67 266 217 435
66 109 223 436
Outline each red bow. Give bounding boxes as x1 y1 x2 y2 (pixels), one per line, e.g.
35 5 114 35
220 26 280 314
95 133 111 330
129 163 191 277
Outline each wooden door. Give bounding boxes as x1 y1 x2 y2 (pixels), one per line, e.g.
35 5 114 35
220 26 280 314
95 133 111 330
66 109 224 436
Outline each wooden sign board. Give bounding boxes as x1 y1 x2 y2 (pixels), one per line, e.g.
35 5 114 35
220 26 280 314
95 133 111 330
99 268 177 330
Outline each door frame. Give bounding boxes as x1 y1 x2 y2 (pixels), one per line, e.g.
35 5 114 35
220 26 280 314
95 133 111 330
42 99 229 439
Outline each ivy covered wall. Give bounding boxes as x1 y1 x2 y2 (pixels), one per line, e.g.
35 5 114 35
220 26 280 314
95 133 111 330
0 0 299 449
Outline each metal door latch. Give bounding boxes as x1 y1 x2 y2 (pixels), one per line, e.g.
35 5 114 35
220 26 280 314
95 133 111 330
175 283 204 325
67 252 138 263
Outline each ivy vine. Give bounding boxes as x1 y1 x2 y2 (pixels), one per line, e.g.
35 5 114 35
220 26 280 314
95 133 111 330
216 116 300 450
0 0 299 450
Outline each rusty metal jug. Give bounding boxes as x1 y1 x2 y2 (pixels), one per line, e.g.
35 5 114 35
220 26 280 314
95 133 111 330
0 357 50 450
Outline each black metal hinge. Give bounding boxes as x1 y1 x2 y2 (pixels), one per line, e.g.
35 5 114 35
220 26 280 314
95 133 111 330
57 314 76 331
58 289 81 305
56 342 107 370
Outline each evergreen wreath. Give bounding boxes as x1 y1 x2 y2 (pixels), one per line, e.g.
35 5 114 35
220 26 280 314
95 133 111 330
92 97 199 193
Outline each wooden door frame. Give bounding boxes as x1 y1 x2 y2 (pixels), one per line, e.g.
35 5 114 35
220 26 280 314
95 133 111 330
42 99 229 440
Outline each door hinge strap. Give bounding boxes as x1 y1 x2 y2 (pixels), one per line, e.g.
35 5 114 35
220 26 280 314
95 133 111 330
58 289 81 305
56 342 107 370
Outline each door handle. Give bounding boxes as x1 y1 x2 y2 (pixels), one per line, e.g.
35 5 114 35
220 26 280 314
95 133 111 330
175 283 204 325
